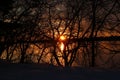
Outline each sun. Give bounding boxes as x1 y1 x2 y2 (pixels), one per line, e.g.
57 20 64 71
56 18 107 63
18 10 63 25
59 35 66 41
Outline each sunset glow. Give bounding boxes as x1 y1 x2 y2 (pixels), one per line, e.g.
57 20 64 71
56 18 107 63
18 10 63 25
59 35 66 41
60 42 64 51
59 35 66 51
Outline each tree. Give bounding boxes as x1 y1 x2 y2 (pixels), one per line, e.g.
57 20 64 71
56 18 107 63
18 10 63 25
0 0 120 68
0 0 14 16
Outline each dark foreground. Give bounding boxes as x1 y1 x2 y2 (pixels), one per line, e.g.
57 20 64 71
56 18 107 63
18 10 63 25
0 63 120 80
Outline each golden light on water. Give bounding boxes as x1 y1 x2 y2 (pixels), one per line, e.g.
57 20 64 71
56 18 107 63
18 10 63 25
60 42 64 51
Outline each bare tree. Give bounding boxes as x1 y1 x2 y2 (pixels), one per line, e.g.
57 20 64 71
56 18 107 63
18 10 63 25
0 0 120 68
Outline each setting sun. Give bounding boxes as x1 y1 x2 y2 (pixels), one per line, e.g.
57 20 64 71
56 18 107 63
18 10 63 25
59 35 66 41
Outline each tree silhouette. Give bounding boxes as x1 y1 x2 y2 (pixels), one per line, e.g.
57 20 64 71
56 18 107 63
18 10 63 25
0 0 120 68
0 0 14 15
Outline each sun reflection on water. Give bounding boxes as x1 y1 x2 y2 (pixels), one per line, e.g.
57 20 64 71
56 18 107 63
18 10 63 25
60 42 64 51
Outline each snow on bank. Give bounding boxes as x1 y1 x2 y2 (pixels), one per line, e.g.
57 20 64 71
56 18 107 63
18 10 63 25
0 63 120 80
